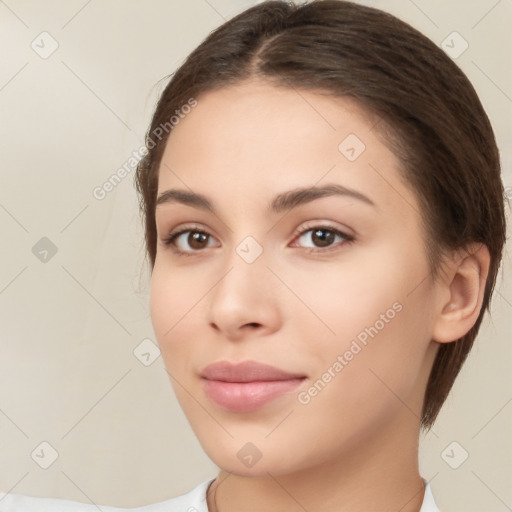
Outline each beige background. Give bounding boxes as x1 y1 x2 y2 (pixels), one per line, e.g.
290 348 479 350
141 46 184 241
0 0 510 510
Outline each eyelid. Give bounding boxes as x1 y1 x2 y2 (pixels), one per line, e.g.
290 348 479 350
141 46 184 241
290 220 353 241
162 222 219 256
166 222 213 239
161 221 354 255
288 221 354 252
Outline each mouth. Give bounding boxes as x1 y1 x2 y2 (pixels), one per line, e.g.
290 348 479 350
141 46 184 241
200 360 307 412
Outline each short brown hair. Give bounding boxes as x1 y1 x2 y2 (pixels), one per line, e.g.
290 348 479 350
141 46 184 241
134 0 506 429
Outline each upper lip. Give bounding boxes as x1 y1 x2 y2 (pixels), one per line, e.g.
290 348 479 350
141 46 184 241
200 360 306 382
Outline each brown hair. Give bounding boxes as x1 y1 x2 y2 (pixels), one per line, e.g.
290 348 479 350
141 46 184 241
134 0 506 429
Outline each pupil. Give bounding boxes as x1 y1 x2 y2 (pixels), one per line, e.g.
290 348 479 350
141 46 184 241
189 232 207 249
186 230 335 250
313 229 334 247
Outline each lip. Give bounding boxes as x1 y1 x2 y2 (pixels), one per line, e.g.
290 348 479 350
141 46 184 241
200 360 306 412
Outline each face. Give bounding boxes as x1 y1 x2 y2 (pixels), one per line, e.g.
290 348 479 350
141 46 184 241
150 80 441 477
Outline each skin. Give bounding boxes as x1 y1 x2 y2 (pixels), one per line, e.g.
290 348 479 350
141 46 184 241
150 80 490 512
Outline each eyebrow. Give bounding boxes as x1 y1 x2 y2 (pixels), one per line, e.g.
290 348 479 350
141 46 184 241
155 183 376 214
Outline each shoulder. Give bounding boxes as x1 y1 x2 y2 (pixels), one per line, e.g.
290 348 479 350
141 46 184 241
420 480 440 512
0 479 215 512
1 478 437 511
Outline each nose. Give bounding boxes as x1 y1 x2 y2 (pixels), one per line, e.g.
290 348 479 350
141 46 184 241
206 252 282 341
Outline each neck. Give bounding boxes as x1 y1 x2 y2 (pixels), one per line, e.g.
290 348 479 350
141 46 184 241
207 413 425 512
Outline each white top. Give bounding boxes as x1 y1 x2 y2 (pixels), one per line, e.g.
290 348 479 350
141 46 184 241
0 478 439 511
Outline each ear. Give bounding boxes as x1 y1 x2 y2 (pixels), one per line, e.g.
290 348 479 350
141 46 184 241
432 242 491 343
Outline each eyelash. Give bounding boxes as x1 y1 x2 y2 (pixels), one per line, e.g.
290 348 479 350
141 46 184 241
161 222 355 257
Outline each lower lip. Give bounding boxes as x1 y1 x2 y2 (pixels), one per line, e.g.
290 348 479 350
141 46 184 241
203 378 304 412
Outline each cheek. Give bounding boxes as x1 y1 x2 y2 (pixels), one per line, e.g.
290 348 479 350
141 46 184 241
283 252 401 344
149 263 203 365
293 242 432 386
291 300 431 447
150 264 176 340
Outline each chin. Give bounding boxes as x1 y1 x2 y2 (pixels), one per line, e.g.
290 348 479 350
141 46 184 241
201 437 311 479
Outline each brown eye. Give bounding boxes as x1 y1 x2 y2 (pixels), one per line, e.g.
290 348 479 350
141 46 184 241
187 231 209 249
295 226 351 250
163 227 220 256
311 229 335 247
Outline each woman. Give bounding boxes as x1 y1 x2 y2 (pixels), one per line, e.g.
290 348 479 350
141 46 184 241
1 1 506 510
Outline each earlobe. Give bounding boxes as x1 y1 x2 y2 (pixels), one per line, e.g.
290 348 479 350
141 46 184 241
432 243 490 344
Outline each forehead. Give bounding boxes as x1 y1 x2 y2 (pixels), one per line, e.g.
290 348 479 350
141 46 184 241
163 81 377 168
157 80 420 219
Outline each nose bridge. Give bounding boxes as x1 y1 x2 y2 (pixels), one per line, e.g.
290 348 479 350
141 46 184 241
216 234 269 302
206 233 281 336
